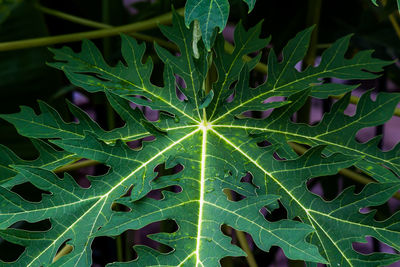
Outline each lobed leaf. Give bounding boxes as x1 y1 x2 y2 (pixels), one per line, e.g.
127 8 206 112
0 11 399 267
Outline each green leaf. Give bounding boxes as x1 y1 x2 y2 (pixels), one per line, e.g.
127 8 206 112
184 0 257 50
0 97 150 143
0 139 77 187
1 11 399 267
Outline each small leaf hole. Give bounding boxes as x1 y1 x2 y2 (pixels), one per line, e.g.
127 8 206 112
261 200 287 222
9 219 51 231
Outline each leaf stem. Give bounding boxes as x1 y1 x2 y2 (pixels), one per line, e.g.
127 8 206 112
0 7 183 51
36 4 178 50
36 4 111 29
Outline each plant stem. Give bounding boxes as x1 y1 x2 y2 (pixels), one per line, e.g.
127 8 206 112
36 4 111 29
0 8 183 52
115 235 124 262
37 4 178 50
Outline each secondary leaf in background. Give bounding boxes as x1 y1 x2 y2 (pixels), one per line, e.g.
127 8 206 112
184 0 257 50
1 11 399 267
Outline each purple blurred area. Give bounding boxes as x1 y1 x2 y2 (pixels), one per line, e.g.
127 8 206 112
123 0 156 14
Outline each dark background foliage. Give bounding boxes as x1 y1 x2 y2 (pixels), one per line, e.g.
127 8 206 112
0 0 399 266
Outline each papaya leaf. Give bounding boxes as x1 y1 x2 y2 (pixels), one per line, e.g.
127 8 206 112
0 11 399 267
